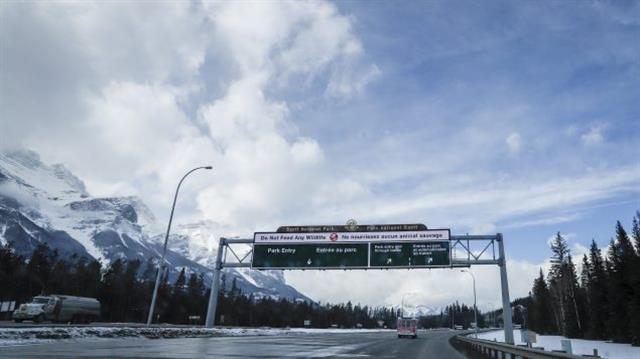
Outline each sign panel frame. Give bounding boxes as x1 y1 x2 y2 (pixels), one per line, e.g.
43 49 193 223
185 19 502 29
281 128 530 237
368 240 451 269
251 227 451 270
251 243 370 270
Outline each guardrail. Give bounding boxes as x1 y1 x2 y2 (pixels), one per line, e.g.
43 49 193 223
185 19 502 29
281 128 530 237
456 335 601 359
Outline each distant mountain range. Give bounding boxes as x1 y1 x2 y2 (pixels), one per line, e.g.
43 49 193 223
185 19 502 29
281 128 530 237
0 149 310 302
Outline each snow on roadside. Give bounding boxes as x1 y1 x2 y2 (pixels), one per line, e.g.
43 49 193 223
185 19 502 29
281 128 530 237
477 329 640 359
0 326 392 346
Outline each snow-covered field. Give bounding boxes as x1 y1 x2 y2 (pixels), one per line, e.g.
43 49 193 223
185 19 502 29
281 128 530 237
477 329 640 359
0 326 392 346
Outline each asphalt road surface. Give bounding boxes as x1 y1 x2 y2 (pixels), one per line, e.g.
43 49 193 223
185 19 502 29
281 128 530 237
0 329 471 358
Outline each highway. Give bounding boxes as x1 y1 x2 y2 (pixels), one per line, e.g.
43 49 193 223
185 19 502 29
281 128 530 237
0 329 473 358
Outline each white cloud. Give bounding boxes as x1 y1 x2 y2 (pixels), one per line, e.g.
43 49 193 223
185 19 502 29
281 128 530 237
502 213 580 229
572 242 589 261
581 124 605 145
311 166 640 236
0 182 40 209
291 138 324 166
327 64 381 97
471 222 497 234
2 0 375 226
202 1 374 89
506 132 522 154
187 1 379 232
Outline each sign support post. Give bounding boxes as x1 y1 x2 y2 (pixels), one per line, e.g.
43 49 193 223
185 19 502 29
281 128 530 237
205 237 225 328
497 233 514 344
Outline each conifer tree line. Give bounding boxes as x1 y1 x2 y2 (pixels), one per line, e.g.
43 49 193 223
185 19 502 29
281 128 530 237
521 211 640 345
0 243 402 328
418 302 486 329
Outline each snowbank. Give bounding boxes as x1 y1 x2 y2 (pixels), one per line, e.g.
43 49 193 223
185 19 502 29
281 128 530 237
477 330 640 359
0 326 392 346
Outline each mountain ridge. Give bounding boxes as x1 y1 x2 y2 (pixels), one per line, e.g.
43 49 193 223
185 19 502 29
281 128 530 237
0 148 311 302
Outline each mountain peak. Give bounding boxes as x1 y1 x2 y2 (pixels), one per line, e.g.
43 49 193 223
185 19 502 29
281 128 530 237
51 163 88 195
2 148 44 170
0 147 89 200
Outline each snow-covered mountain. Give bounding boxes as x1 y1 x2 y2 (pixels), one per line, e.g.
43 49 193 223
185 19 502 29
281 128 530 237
0 149 310 302
412 306 445 317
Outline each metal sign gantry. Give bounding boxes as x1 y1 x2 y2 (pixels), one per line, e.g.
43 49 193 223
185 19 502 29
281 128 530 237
204 233 514 345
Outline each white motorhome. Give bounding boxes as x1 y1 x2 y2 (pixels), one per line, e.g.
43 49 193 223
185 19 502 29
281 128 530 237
397 317 418 338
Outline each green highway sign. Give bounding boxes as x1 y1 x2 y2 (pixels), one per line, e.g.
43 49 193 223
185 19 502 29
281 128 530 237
252 243 369 269
251 227 451 270
369 241 450 268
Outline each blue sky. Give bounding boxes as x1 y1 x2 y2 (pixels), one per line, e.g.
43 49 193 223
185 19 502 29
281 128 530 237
294 0 640 261
1 0 638 307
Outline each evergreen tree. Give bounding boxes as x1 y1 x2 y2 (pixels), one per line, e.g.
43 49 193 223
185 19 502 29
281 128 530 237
83 259 102 299
156 267 171 323
230 277 239 298
546 233 585 337
187 272 204 300
174 268 187 295
100 259 124 322
122 260 143 322
564 254 583 338
185 272 205 323
530 269 555 334
0 243 26 302
166 268 187 323
606 222 635 343
548 233 569 335
585 240 608 339
578 254 591 336
47 259 71 295
25 244 55 296
628 212 640 345
580 254 590 289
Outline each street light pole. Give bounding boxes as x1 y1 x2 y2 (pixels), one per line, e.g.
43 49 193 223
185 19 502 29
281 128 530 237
146 166 212 326
461 269 478 338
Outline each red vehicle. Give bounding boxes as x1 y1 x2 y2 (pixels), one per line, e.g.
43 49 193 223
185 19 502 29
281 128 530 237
397 317 418 338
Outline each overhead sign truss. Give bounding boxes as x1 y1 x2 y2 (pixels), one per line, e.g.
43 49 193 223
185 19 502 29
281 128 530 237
450 234 502 267
204 226 515 345
213 233 505 270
